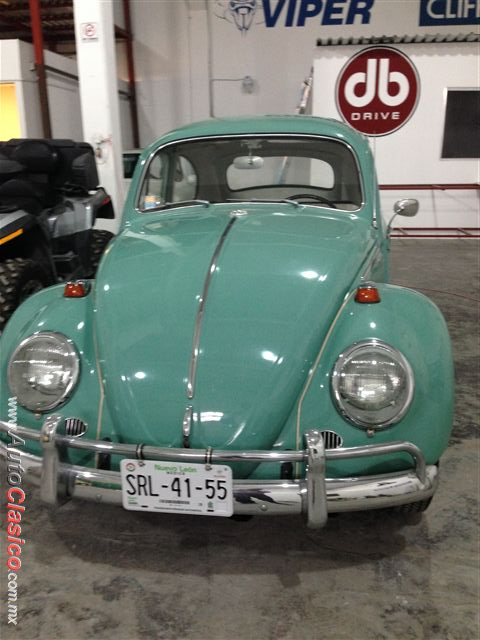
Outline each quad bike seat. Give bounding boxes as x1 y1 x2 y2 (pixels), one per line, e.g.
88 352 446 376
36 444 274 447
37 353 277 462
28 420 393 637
11 139 59 174
1 138 100 201
0 178 48 216
0 154 24 182
0 140 60 211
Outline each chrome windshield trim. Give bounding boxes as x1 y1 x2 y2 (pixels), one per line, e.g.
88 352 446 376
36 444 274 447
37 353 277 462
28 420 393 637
134 133 366 215
186 213 238 399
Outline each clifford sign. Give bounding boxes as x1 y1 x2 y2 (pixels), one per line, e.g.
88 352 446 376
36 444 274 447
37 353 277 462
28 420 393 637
419 0 480 25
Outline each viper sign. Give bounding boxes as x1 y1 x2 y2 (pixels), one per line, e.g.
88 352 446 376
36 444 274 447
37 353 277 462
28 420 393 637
336 47 420 136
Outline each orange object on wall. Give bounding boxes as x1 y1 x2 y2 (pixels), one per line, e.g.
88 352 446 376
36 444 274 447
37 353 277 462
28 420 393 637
0 83 21 140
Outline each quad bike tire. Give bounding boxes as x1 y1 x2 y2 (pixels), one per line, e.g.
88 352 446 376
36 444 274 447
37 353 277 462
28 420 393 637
0 258 50 330
89 229 114 275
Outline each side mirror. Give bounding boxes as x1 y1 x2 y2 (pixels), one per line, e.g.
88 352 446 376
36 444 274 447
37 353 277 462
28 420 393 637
394 198 419 217
387 198 419 237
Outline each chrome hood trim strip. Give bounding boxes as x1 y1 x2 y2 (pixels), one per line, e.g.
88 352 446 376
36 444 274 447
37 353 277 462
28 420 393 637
295 289 356 455
186 212 240 399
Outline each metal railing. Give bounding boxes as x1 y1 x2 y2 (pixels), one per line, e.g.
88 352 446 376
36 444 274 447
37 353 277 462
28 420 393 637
380 183 479 238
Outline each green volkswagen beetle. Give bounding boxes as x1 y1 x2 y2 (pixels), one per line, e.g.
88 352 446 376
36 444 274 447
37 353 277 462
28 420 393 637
0 116 454 527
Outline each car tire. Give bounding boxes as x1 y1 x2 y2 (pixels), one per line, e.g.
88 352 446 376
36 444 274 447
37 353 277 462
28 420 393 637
88 229 114 275
0 258 49 330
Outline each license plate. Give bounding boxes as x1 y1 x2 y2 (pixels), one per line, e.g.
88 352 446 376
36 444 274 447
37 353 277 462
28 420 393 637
120 459 234 517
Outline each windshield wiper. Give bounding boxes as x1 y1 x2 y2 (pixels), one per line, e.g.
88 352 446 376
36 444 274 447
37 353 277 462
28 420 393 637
153 200 210 211
226 198 300 208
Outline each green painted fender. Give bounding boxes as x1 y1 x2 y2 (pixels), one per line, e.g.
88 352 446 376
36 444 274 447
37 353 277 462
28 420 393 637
252 283 454 479
0 285 107 465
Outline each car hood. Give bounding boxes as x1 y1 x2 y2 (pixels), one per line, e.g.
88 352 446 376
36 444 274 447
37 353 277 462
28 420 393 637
94 203 372 451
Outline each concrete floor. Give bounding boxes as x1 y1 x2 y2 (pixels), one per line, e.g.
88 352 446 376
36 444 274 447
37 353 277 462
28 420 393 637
1 239 479 640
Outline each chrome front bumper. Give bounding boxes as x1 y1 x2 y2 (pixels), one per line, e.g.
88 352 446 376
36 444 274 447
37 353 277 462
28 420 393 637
0 416 438 528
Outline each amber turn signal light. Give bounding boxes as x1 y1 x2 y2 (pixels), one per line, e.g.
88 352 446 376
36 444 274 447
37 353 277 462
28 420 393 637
355 286 381 304
64 281 90 298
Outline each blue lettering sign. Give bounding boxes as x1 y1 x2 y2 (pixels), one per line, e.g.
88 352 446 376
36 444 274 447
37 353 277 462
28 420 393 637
286 0 298 25
323 0 346 24
298 1 324 27
263 0 289 27
346 0 375 24
262 0 374 26
419 0 480 25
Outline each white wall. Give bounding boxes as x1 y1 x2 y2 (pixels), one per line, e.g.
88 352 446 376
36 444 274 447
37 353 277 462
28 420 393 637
313 42 479 183
125 0 479 228
128 0 480 139
0 40 41 139
312 42 480 228
126 0 193 145
0 39 133 149
44 48 84 140
0 40 83 139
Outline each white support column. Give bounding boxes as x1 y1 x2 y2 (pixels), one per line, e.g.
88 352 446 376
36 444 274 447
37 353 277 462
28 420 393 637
73 0 124 233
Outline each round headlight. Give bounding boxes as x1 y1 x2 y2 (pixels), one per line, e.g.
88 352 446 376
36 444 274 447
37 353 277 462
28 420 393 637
8 332 80 412
331 340 414 429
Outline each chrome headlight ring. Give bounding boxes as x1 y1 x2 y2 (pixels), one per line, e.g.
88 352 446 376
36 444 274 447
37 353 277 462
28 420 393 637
8 332 80 413
331 339 414 429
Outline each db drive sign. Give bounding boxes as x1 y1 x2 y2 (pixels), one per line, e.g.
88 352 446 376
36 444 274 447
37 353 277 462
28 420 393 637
336 47 420 136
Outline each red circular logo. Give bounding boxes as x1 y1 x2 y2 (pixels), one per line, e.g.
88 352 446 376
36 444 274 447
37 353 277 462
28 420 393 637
336 47 419 136
82 22 97 39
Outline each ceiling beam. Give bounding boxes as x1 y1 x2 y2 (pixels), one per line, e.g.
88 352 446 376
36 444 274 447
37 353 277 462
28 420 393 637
5 0 73 9
39 12 74 21
36 23 74 31
0 11 30 30
4 9 73 18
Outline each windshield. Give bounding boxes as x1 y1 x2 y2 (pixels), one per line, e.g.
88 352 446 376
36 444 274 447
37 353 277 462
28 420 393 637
137 136 363 212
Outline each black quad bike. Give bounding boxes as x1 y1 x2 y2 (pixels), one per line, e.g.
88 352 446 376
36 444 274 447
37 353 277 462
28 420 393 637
0 138 115 330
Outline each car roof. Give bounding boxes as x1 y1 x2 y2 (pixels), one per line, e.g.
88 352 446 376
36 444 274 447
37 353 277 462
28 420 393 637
144 115 367 153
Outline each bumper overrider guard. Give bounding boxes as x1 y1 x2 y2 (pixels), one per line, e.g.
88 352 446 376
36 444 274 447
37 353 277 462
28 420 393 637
0 416 438 528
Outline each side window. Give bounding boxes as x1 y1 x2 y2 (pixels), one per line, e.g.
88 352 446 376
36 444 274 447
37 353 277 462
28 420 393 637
172 156 197 202
123 152 140 179
442 89 480 159
140 153 167 209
